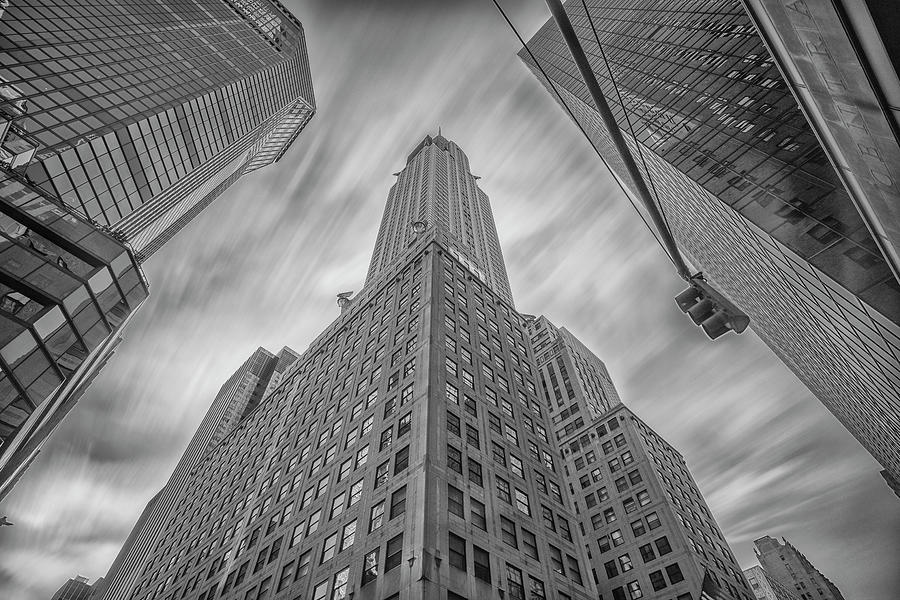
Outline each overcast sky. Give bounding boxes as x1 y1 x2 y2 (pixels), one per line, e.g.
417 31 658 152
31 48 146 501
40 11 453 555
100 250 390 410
0 1 897 598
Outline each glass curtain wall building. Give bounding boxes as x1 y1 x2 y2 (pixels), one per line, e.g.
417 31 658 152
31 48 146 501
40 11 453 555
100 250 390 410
106 135 597 600
527 316 751 600
520 0 900 493
0 0 314 499
2 0 316 259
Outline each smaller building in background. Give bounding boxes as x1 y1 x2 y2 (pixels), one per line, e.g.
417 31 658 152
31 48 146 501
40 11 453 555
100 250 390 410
753 536 846 600
50 575 102 600
744 565 801 600
526 316 752 600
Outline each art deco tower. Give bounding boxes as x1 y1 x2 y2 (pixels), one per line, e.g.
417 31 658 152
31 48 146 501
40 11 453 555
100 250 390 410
2 0 316 259
520 0 900 494
104 134 595 600
527 317 751 600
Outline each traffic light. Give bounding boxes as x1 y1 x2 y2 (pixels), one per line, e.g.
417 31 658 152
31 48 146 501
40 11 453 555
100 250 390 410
675 275 750 340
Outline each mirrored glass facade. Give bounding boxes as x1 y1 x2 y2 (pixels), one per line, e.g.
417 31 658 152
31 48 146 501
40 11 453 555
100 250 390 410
521 0 900 489
0 166 148 499
1 0 315 259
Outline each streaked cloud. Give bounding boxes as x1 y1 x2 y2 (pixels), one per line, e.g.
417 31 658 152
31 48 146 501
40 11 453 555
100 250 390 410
0 2 895 599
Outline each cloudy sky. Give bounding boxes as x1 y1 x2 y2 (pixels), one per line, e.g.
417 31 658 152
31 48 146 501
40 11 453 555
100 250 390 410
1 1 897 598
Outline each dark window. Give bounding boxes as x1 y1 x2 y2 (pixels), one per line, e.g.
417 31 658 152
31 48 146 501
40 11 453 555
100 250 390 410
639 543 656 563
390 486 406 519
385 534 403 571
500 516 517 548
448 444 463 474
522 528 539 560
394 445 409 474
665 563 684 583
448 484 465 518
655 536 672 556
471 498 487 530
473 545 492 582
467 458 483 486
449 533 467 571
650 570 667 591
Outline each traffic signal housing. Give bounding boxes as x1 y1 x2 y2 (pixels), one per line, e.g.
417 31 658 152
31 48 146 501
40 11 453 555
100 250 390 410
675 275 750 340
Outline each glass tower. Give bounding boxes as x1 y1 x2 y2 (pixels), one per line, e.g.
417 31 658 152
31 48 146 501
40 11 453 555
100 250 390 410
1 0 316 259
528 316 751 600
0 0 314 500
105 135 598 600
520 0 900 492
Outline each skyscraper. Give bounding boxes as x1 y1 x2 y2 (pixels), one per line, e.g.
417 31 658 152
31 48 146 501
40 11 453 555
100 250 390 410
743 565 801 600
520 0 900 493
100 347 299 600
0 166 148 501
50 575 101 600
0 0 315 498
2 0 316 259
105 134 597 600
752 536 845 600
527 316 751 600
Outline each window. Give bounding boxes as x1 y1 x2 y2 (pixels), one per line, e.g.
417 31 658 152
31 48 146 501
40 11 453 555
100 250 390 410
446 383 459 405
542 505 556 531
330 567 349 599
369 501 385 533
448 412 461 437
665 563 684 583
449 533 467 571
497 477 511 503
492 442 506 466
529 577 547 600
473 546 492 582
330 493 345 519
348 479 364 507
646 512 661 530
307 510 322 535
655 536 672 556
618 554 633 572
627 581 643 599
311 581 327 600
355 445 369 468
385 534 403 571
624 498 637 514
398 412 411 437
637 490 651 506
639 543 656 563
514 489 531 516
469 498 487 530
628 469 642 485
500 516 517 548
467 458 483 486
649 570 667 591
549 545 565 575
507 564 525 600
448 445 463 474
604 508 617 523
465 424 480 449
567 555 583 585
390 486 407 519
321 533 337 563
448 484 465 518
522 529 539 560
362 548 379 586
380 427 393 451
394 445 409 474
296 551 311 579
277 561 295 592
509 454 524 478
631 520 647 537
611 529 624 547
340 520 357 551
605 560 619 579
